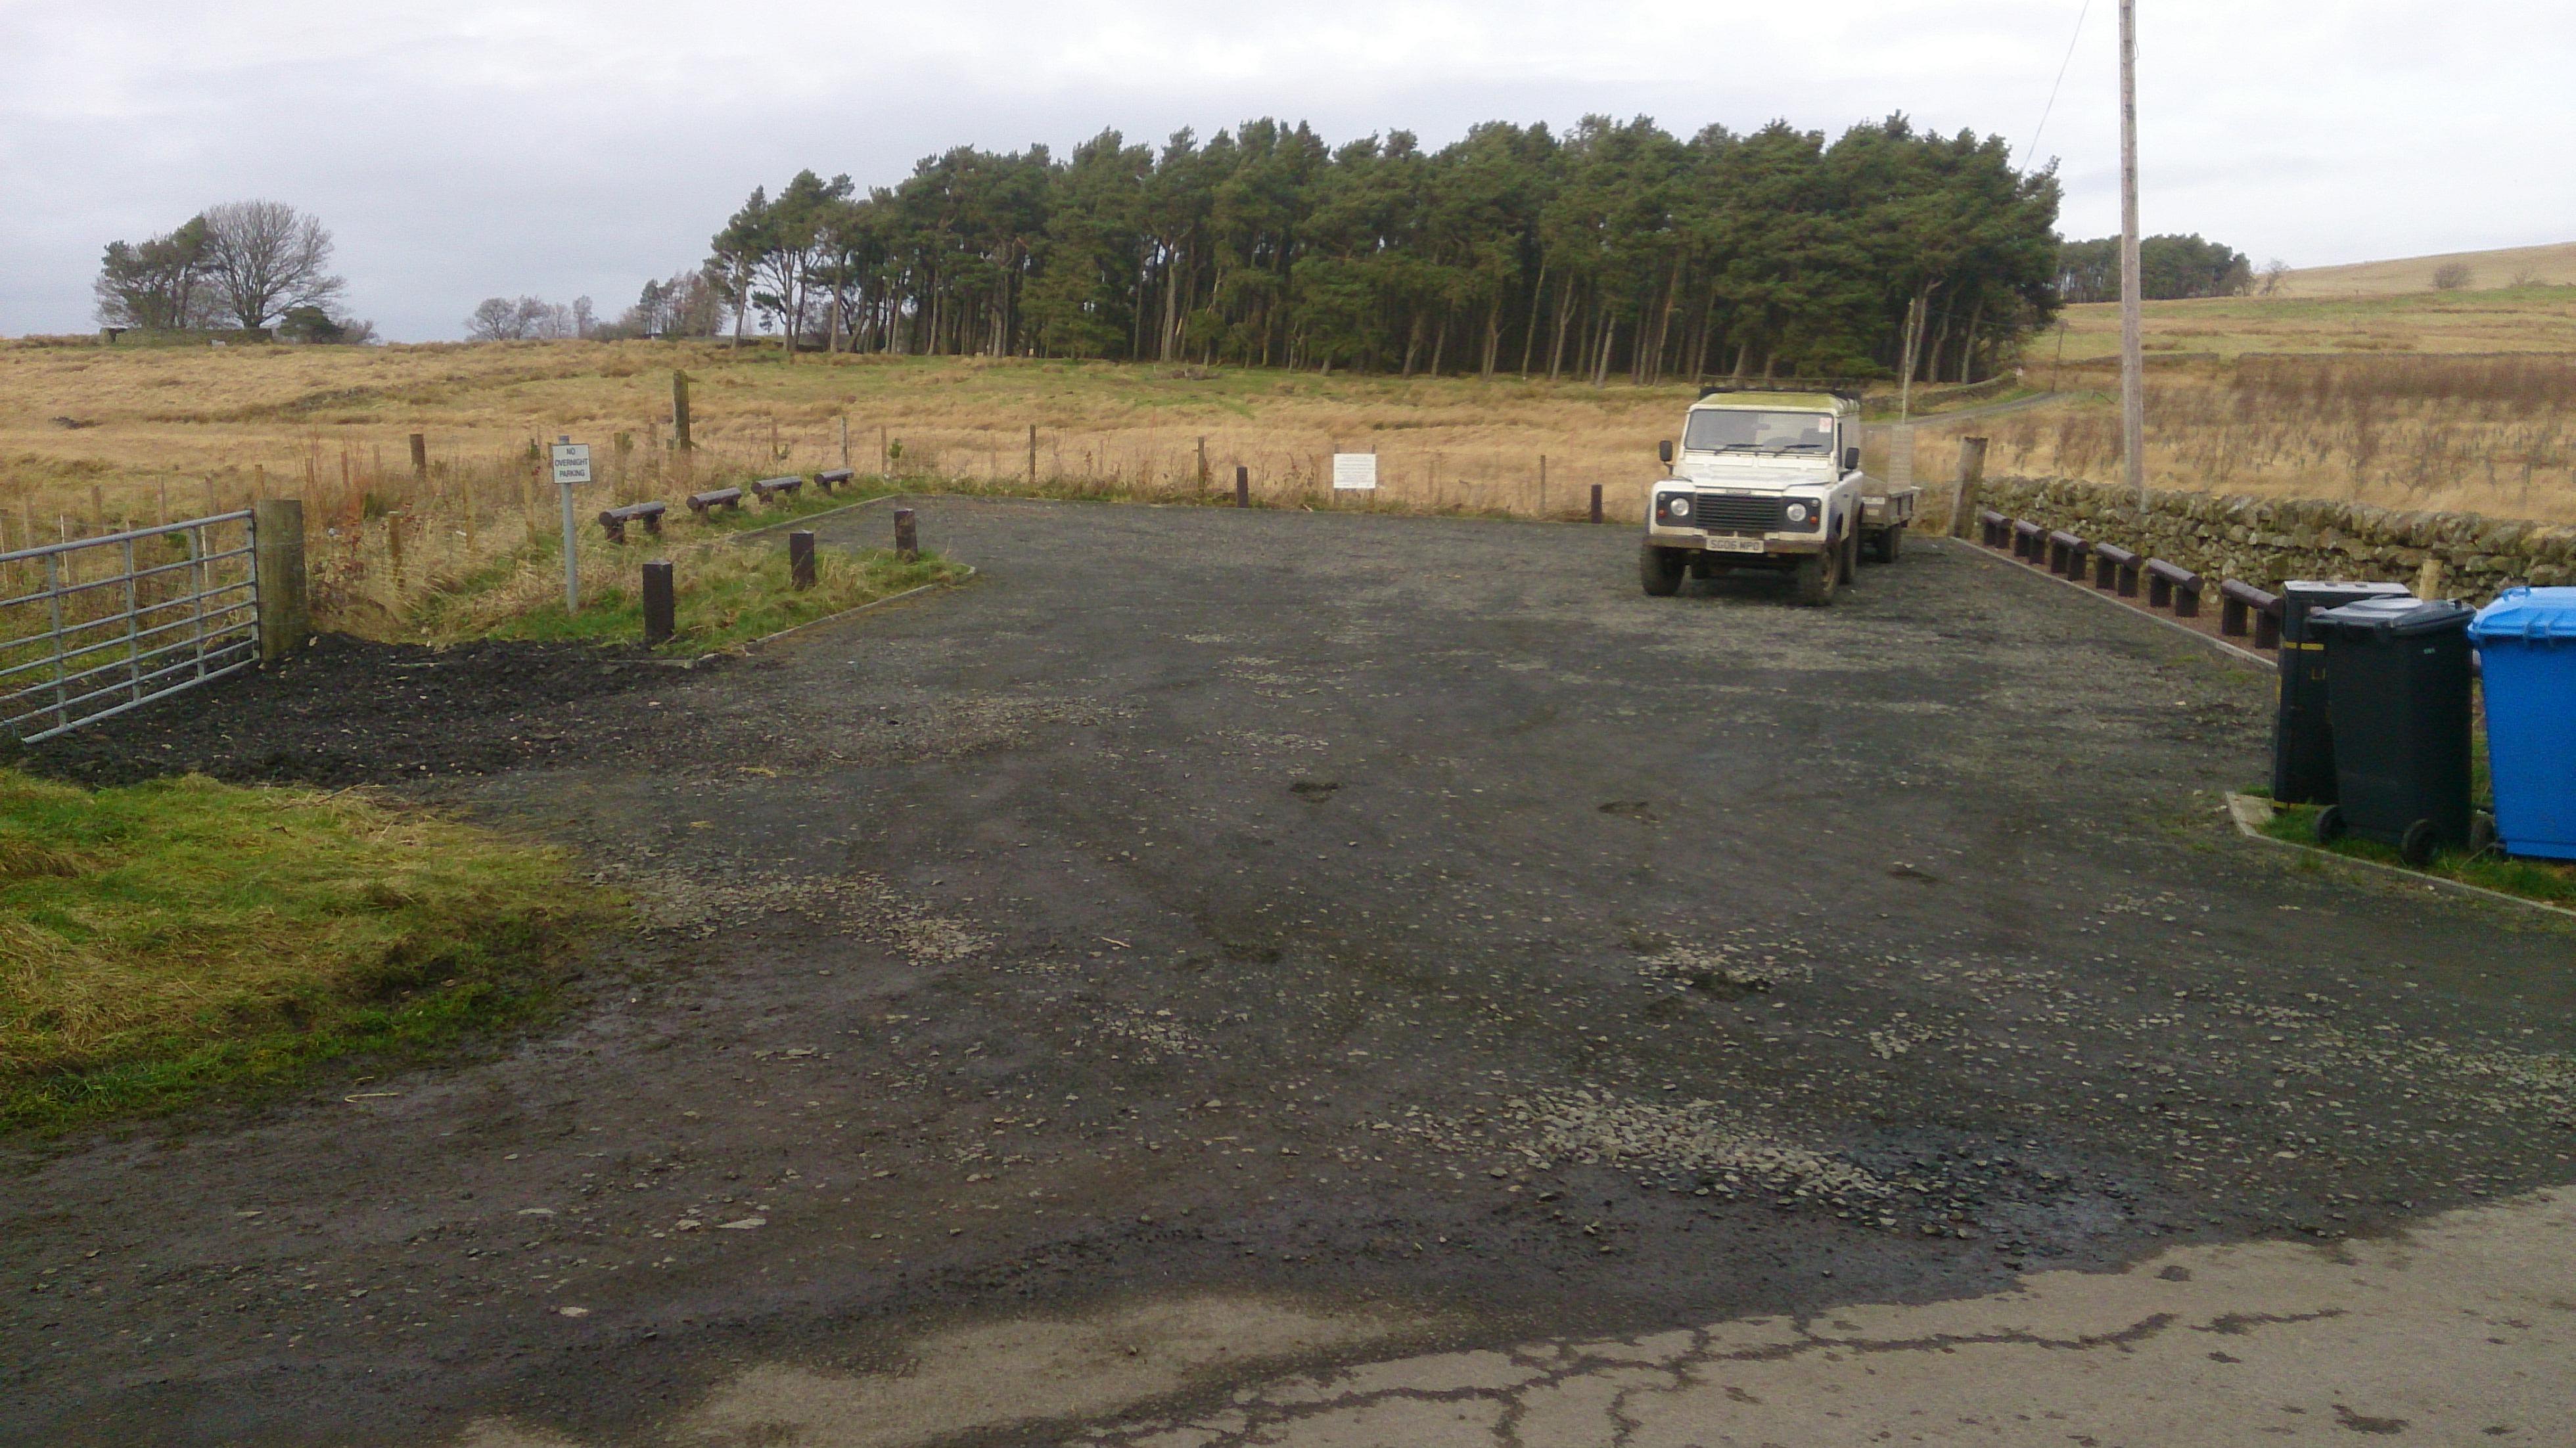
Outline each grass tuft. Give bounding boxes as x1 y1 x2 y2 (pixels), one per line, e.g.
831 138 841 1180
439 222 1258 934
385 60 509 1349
0 767 614 1132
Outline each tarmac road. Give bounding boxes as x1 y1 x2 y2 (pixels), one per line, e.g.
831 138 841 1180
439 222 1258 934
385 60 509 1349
5 497 2572 1446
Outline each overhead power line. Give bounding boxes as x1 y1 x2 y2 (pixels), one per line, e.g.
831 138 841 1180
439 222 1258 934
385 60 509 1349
2024 0 2094 165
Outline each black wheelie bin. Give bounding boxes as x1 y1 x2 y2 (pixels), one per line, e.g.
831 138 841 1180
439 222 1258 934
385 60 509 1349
2309 596 2477 865
2271 580 2414 805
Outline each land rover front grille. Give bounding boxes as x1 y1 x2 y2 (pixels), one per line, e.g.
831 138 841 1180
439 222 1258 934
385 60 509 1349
1692 493 1787 535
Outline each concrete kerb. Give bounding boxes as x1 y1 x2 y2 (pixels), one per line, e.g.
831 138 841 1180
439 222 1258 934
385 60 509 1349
737 567 976 655
2224 792 2576 924
1943 535 2274 668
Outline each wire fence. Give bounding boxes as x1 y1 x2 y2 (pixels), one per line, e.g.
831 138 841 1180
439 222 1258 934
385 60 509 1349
1 511 259 743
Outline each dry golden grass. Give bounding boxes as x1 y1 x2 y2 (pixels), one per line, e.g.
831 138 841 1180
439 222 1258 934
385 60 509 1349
2044 285 2576 363
0 339 1707 536
1990 354 2576 522
2276 241 2576 298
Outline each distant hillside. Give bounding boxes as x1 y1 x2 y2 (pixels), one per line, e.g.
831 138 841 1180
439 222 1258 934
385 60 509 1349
2279 242 2576 297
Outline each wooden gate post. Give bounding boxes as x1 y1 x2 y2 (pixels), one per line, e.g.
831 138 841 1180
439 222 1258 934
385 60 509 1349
1948 435 1990 539
671 371 693 451
252 497 308 664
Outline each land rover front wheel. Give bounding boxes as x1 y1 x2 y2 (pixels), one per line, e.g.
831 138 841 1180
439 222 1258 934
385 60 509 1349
1793 551 1836 606
1640 543 1686 597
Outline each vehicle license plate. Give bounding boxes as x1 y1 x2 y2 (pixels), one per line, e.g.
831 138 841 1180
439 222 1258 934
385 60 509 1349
1703 535 1764 554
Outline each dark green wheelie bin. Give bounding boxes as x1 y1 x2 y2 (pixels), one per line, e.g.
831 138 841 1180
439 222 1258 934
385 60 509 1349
2270 581 2414 804
2309 596 2477 865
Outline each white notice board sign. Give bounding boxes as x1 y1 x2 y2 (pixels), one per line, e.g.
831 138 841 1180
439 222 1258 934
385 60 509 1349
549 442 594 487
1331 453 1378 490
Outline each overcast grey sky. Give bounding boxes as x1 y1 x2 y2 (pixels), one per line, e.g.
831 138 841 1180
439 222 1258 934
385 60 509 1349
5 1 2569 341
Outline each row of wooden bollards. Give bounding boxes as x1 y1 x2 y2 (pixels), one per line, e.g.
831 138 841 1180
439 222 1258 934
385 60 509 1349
635 507 919 648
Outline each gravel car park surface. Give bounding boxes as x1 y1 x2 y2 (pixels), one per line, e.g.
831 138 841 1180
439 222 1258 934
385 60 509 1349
6 497 2573 1446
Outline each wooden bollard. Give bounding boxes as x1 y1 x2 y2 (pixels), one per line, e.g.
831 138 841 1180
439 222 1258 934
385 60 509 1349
1588 484 1603 524
1235 464 1250 508
789 530 816 591
409 432 428 480
641 562 675 646
893 507 918 561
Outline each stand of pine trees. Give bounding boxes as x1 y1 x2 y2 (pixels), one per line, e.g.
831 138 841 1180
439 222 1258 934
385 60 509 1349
697 114 2062 384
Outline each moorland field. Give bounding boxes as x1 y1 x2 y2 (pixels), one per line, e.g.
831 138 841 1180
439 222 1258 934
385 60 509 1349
7 259 2576 635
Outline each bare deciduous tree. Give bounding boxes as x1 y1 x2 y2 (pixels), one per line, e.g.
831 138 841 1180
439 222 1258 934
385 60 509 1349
2257 258 2291 296
2431 261 2475 292
465 295 578 341
200 200 346 332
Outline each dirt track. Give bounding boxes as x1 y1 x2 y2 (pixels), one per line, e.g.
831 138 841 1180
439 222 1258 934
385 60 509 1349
6 498 2573 1446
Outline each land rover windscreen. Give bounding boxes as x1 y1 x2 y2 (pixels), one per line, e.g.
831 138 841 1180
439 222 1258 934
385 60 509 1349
1680 408 1837 459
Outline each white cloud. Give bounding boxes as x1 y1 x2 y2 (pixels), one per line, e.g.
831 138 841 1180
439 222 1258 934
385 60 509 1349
5 0 2571 338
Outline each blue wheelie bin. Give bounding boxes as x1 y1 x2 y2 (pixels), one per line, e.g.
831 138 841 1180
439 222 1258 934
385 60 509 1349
2470 587 2576 860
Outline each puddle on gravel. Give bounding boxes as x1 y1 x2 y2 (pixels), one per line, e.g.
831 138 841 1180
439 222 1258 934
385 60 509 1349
612 870 991 962
454 1292 1413 1448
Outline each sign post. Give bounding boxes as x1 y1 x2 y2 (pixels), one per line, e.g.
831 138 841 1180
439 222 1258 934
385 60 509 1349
1331 453 1379 495
549 436 593 613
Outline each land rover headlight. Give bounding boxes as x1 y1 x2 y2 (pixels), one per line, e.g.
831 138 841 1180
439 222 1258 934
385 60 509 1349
1783 501 1812 524
1665 495 1691 518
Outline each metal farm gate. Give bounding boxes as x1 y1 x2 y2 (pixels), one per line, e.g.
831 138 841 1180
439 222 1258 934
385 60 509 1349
1 511 262 743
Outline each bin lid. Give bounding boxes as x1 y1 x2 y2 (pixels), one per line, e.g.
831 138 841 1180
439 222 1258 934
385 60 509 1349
2312 596 2475 639
2469 587 2576 645
2282 580 2414 600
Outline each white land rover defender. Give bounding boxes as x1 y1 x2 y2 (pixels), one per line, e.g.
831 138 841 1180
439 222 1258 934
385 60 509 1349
1639 389 1917 605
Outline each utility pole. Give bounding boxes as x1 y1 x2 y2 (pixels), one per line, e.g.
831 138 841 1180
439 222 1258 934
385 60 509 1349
2119 0 2147 510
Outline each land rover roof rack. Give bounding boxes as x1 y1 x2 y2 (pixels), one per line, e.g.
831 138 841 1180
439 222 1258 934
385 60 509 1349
1695 383 1865 405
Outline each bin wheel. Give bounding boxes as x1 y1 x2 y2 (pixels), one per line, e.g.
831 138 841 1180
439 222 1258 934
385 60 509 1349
2313 805 2346 844
2470 811 2498 856
2400 819 2439 867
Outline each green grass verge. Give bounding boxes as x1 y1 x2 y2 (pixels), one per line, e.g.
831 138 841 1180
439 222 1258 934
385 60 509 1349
1 768 616 1133
2253 796 2576 909
407 520 966 656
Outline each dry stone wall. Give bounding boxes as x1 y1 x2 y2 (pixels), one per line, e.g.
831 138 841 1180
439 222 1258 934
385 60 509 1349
1972 476 2576 604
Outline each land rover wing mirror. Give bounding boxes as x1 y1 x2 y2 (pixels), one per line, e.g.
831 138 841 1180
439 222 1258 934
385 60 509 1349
1843 446 1860 472
1657 440 1674 465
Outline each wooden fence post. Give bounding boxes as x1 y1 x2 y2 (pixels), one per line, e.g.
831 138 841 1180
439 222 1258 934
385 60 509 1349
409 432 428 480
1235 464 1250 508
1028 424 1038 486
252 498 308 664
671 371 693 451
1948 435 1989 539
